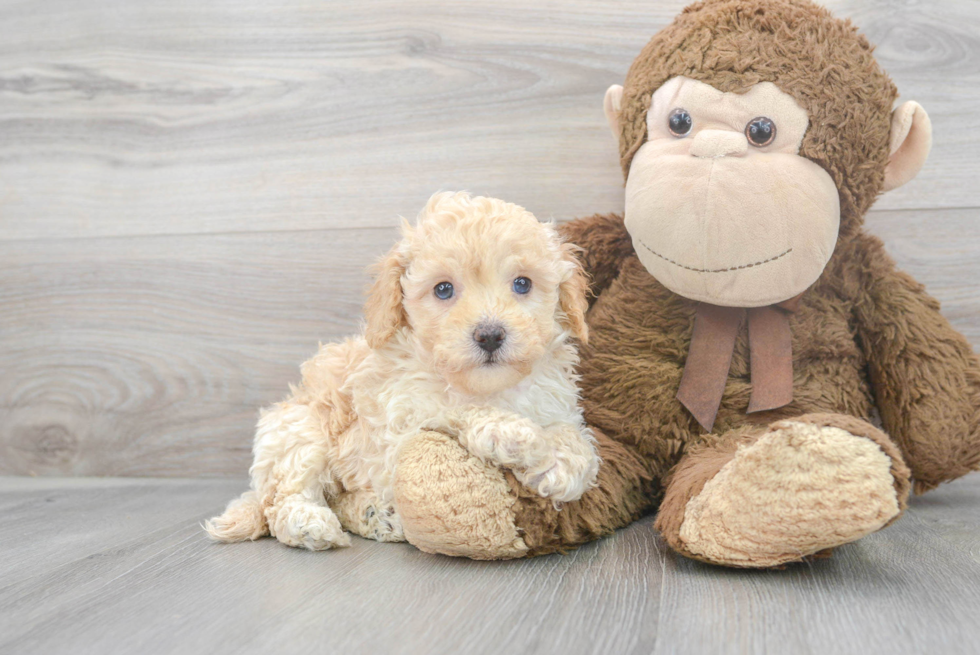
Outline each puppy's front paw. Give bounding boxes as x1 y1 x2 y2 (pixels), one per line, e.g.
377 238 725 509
466 416 549 468
272 500 351 551
516 428 600 503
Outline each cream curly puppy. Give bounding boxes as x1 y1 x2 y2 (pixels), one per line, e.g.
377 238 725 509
205 192 599 551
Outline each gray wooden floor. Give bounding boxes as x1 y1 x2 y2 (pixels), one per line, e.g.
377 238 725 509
2 474 979 655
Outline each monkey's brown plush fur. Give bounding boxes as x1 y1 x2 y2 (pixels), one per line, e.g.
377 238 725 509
390 0 980 566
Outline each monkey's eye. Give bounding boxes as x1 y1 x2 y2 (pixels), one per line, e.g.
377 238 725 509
433 281 454 300
668 109 693 137
512 277 532 295
745 117 776 147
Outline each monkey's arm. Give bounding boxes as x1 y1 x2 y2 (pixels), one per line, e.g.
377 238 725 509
558 214 634 306
850 233 980 493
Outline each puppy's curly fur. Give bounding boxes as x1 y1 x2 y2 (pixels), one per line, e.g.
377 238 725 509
205 192 599 550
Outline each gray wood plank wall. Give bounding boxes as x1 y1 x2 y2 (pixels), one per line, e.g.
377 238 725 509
2 0 979 477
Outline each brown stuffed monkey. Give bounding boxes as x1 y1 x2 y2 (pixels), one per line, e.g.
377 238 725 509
388 0 980 567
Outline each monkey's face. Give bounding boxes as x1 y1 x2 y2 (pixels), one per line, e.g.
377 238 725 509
622 77 840 307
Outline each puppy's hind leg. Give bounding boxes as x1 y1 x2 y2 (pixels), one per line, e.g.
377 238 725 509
273 493 350 551
331 489 405 543
256 403 352 551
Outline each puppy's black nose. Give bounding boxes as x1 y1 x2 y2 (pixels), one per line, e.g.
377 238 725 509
474 324 506 354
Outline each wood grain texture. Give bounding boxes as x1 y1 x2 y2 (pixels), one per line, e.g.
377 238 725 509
0 476 663 655
0 228 394 476
2 474 979 655
3 208 978 477
0 0 978 242
2 0 980 477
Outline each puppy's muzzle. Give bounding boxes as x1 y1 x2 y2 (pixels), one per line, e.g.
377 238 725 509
473 323 506 355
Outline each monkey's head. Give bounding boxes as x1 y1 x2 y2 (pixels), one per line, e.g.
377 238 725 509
606 0 931 307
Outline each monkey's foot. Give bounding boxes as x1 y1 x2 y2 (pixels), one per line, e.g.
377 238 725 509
394 431 528 560
668 415 910 568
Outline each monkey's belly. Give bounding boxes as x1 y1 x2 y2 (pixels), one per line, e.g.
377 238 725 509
579 256 876 467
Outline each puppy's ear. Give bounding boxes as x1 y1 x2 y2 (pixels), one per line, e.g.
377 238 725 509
364 245 408 349
558 243 590 343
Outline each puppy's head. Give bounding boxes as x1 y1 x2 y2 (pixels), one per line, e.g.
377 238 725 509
364 192 588 396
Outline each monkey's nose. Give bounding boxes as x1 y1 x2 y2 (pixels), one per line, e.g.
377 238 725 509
474 324 506 354
689 129 748 159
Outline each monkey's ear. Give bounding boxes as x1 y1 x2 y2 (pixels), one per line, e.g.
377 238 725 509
364 246 408 349
883 101 932 192
604 84 624 141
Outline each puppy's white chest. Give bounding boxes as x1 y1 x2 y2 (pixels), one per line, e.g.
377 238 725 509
491 370 582 427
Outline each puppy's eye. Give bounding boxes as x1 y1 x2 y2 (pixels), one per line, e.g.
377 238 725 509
433 282 454 300
745 116 776 146
668 108 693 137
512 277 532 295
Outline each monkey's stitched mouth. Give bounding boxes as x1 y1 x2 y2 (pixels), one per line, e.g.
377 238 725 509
636 239 792 274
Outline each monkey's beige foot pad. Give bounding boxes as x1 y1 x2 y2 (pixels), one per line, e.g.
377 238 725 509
678 420 903 568
394 430 528 560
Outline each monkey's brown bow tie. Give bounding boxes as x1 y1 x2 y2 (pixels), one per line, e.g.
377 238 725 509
676 298 800 432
